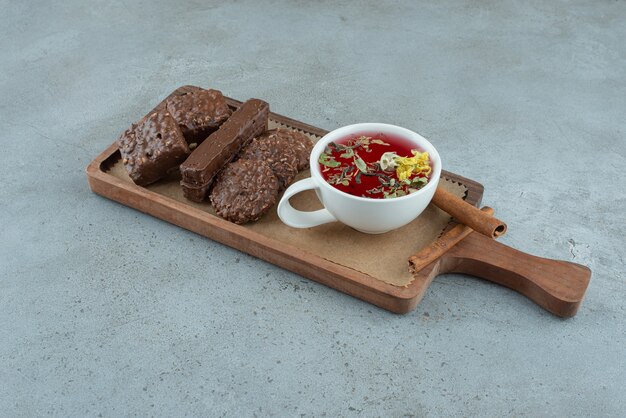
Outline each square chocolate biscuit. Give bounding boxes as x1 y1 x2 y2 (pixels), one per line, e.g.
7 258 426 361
117 110 190 186
165 88 232 145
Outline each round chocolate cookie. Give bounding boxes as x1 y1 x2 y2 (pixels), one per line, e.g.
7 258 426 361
270 128 314 170
210 159 279 224
238 135 298 190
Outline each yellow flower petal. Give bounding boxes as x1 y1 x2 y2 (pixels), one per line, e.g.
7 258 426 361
397 165 412 181
395 151 431 181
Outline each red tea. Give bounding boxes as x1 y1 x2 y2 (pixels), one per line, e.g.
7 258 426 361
318 132 433 199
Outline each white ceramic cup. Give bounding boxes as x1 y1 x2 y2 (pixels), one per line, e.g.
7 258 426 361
277 123 442 234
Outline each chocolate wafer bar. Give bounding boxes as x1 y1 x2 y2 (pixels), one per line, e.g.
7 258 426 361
180 99 269 189
180 180 211 202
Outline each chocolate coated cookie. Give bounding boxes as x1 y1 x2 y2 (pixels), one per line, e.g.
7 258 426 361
210 159 279 224
268 128 313 170
117 110 189 186
238 135 298 190
166 88 231 144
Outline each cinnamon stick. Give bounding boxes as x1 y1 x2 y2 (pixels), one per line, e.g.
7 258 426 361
431 187 506 238
409 206 495 274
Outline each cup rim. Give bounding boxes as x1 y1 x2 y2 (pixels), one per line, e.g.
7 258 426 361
309 123 442 203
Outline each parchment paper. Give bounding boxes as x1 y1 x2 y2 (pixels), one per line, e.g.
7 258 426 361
108 119 467 287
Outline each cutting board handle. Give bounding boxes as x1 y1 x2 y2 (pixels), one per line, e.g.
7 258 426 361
440 231 592 317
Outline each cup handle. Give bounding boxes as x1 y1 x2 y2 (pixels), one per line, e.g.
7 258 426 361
277 177 337 228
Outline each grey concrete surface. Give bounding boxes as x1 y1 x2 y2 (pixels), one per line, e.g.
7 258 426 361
1 0 625 416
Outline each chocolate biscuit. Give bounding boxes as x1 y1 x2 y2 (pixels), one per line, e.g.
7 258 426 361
210 159 279 224
238 135 298 190
165 88 232 145
117 110 189 186
180 98 269 187
180 180 211 203
267 128 313 170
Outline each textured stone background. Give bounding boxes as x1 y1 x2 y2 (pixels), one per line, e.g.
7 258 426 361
1 0 624 416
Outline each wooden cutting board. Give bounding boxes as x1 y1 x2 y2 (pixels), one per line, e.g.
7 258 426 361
86 86 591 316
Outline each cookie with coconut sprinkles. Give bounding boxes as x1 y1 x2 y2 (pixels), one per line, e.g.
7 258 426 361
267 128 313 171
238 134 298 190
209 159 279 224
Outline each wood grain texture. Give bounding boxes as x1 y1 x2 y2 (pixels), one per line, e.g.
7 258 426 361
411 231 591 317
